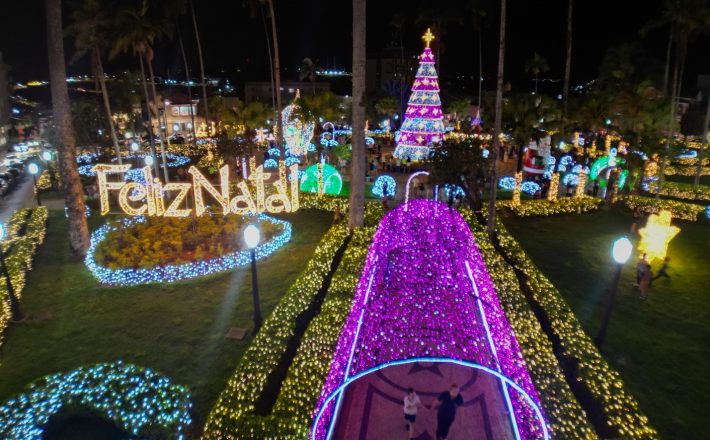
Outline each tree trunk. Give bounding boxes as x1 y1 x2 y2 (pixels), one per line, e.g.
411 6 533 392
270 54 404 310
349 0 366 229
694 89 710 190
176 20 198 143
147 59 169 182
260 4 276 111
487 0 506 236
663 25 673 96
477 27 483 110
267 0 283 150
562 0 573 140
45 0 90 257
94 47 122 166
190 0 209 125
658 49 680 200
139 56 160 177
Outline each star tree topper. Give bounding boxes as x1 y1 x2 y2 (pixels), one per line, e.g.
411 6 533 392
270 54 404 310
422 28 435 47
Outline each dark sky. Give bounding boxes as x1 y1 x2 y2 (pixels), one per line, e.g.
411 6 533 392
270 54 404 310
1 0 709 93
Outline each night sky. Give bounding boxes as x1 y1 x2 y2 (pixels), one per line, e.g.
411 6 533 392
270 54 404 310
2 0 709 93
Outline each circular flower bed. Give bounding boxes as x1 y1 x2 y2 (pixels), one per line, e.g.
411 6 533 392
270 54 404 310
0 362 192 440
86 214 292 286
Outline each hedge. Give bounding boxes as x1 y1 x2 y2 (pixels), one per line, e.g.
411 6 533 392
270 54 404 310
618 195 706 221
498 196 603 217
0 207 48 349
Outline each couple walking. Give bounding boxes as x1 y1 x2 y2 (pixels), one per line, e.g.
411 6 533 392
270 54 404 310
403 384 463 440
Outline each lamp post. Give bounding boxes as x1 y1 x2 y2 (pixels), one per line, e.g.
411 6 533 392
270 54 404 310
41 150 58 190
244 224 262 334
595 237 632 349
0 224 25 322
27 162 41 206
144 155 155 168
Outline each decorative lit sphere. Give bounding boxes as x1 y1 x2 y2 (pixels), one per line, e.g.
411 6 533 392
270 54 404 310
244 224 261 249
27 163 40 175
705 205 710 219
498 176 516 191
612 237 632 264
300 163 343 195
41 151 52 161
130 142 140 152
144 156 154 167
372 175 396 198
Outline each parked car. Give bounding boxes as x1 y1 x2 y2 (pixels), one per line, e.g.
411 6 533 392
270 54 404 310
0 172 15 190
0 179 9 197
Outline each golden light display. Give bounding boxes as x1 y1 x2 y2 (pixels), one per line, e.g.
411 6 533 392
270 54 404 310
547 173 559 201
512 172 522 205
575 171 588 197
638 210 680 262
92 163 299 217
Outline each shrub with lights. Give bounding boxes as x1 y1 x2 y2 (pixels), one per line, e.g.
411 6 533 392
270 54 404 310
619 195 705 222
0 362 192 440
0 207 48 347
643 181 710 202
498 196 602 217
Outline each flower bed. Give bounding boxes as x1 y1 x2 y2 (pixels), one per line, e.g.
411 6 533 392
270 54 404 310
498 196 603 217
461 210 596 439
0 362 191 439
493 220 658 439
0 207 48 348
619 195 706 221
85 214 291 286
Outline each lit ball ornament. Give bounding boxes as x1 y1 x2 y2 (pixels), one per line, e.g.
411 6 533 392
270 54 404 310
300 163 343 195
372 175 396 198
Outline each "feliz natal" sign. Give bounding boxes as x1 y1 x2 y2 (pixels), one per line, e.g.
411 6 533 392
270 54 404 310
92 161 300 217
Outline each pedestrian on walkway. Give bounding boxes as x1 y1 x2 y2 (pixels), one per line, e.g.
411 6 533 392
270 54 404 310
639 268 653 300
635 254 649 287
652 257 671 281
432 384 463 440
403 387 422 439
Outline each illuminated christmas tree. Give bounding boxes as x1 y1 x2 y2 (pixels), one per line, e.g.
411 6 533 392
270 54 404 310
394 28 446 160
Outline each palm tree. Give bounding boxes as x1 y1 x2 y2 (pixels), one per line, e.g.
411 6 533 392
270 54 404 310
562 0 573 137
69 0 123 166
525 52 549 95
189 0 209 126
110 1 172 179
46 0 90 257
487 0 506 236
349 0 366 229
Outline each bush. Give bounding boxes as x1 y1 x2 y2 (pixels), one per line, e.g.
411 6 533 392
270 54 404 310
619 195 706 221
498 196 603 217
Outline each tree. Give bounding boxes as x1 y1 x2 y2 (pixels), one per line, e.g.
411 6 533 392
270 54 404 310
349 0 366 229
562 0 573 137
467 0 490 116
69 0 123 165
299 57 320 95
504 94 561 170
189 0 209 127
298 92 346 133
374 95 398 129
487 0 506 236
110 0 173 180
525 52 549 95
46 0 90 257
429 138 490 212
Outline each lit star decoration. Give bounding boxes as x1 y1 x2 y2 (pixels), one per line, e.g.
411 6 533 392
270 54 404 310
0 362 192 440
84 214 292 286
637 210 680 262
393 30 445 161
312 200 547 440
372 175 396 198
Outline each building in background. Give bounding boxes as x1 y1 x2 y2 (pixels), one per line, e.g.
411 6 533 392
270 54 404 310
0 52 10 148
153 93 204 138
244 81 330 104
366 47 418 95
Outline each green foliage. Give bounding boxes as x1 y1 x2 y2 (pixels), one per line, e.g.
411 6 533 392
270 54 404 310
96 215 280 269
498 197 603 217
619 195 706 221
427 137 490 210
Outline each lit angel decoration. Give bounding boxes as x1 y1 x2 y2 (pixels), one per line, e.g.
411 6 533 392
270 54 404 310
282 90 315 156
638 210 680 262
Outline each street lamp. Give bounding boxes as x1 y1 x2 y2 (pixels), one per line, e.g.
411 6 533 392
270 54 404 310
27 162 42 206
144 155 155 167
244 224 262 334
0 224 25 322
595 237 632 349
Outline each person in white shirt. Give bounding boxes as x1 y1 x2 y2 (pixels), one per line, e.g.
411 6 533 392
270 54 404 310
403 387 422 439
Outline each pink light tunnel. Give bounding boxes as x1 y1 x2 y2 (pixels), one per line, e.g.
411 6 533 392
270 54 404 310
312 199 548 439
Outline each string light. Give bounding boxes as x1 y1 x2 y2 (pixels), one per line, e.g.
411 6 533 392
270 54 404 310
499 176 516 191
0 362 192 440
547 173 559 201
512 172 523 204
84 214 292 286
371 175 396 198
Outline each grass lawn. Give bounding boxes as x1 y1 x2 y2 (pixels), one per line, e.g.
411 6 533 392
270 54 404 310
504 210 710 439
0 208 332 433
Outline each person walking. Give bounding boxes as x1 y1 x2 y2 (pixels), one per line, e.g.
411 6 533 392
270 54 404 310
652 257 671 281
635 254 649 287
403 387 422 439
639 267 653 300
432 384 464 440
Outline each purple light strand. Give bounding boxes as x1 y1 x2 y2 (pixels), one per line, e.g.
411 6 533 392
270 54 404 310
312 200 546 439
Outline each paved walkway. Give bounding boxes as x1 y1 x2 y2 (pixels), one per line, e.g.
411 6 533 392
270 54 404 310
333 362 515 440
